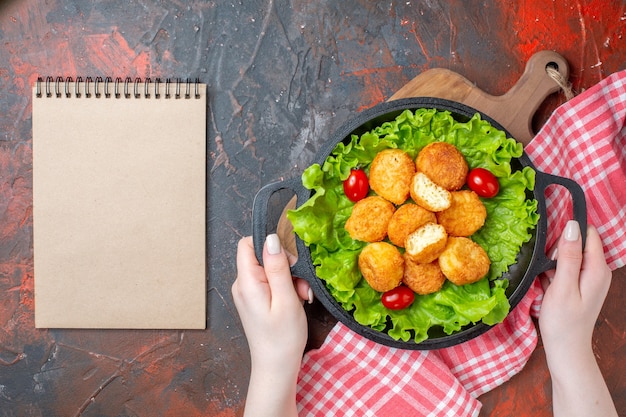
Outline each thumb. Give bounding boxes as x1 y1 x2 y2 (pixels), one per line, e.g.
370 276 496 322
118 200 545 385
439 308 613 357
551 220 583 298
263 234 300 304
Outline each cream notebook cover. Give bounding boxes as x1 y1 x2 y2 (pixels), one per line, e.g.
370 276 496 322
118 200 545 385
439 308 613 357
33 77 206 329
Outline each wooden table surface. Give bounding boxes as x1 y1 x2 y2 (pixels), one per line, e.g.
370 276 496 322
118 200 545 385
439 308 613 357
0 1 624 416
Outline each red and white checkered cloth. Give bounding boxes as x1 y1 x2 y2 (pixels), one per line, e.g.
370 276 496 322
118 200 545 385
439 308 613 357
296 70 626 416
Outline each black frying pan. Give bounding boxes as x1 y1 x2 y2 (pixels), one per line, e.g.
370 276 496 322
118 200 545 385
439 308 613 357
252 97 586 350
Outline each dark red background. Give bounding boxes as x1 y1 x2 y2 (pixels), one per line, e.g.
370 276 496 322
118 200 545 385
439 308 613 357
0 0 624 415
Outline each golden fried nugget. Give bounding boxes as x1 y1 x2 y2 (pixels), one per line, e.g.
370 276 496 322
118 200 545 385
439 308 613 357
403 257 446 295
404 222 448 264
410 172 452 212
369 149 416 205
436 190 487 237
345 196 395 242
358 242 404 292
416 142 468 191
387 203 437 247
438 237 491 286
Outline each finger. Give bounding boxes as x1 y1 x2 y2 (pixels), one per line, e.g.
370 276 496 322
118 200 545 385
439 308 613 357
539 240 559 292
284 247 298 267
294 278 313 304
551 220 583 298
579 226 612 300
581 226 607 270
236 236 259 273
235 236 268 285
263 234 301 305
547 242 559 262
233 236 273 313
538 272 551 293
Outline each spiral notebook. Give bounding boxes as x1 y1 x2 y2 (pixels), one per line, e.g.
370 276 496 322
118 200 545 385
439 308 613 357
33 77 207 329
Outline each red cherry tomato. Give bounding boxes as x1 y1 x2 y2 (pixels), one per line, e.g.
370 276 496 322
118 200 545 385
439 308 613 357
343 169 369 202
381 286 415 310
467 168 499 198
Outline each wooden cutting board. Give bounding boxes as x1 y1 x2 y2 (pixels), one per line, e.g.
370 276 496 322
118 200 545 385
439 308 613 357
389 50 569 145
277 50 570 255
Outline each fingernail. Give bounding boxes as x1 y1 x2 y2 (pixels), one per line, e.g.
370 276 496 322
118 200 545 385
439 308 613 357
266 234 281 255
564 220 580 241
307 288 314 304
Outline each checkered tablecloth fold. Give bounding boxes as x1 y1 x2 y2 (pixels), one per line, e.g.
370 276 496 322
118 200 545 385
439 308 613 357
297 70 626 416
298 323 482 417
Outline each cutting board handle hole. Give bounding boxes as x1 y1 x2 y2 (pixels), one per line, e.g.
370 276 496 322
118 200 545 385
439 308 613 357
545 61 560 72
544 60 574 101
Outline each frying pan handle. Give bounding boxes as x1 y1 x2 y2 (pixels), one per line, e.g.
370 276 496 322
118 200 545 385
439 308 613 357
251 178 317 282
530 171 587 275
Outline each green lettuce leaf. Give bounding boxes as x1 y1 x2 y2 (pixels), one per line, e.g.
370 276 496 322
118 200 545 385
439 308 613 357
287 109 538 343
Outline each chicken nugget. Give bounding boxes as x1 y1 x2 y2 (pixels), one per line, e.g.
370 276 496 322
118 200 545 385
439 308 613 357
410 172 452 212
345 196 395 242
403 257 446 295
369 149 416 205
436 190 487 236
404 222 448 264
438 237 491 286
387 203 437 247
416 142 468 191
358 242 404 292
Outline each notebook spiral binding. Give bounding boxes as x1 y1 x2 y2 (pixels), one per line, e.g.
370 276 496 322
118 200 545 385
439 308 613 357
35 76 202 99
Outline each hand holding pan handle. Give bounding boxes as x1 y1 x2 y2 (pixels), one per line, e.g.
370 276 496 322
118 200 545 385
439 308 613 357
531 171 587 273
506 169 587 309
251 178 317 283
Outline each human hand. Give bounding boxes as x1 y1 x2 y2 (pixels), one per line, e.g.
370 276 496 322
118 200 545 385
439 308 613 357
539 221 612 361
538 223 617 417
232 234 311 371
